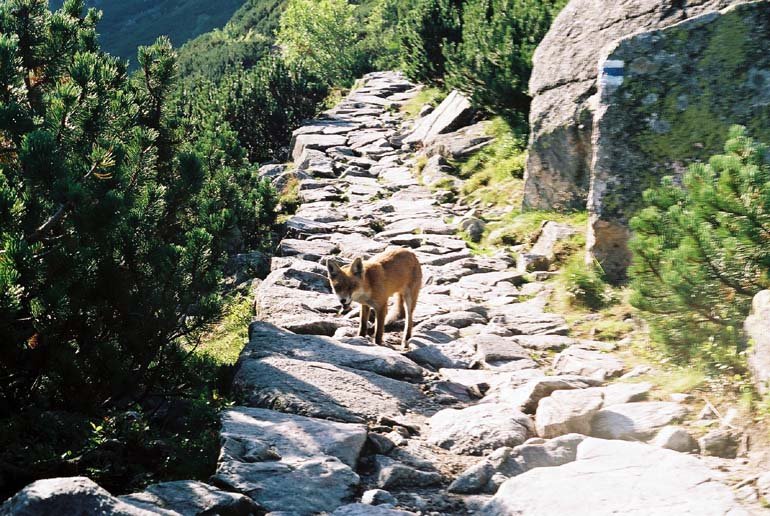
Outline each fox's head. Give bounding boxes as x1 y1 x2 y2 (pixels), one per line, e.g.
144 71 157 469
326 257 364 309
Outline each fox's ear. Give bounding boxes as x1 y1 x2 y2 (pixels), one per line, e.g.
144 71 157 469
327 259 341 277
351 257 364 277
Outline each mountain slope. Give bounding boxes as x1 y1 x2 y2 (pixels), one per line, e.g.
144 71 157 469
176 0 381 80
176 0 287 79
49 0 246 63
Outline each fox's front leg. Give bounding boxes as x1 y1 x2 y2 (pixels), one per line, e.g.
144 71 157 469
359 305 370 337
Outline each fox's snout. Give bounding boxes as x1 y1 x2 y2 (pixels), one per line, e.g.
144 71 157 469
338 296 352 308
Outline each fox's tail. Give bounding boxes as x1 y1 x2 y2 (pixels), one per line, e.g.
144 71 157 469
385 293 406 324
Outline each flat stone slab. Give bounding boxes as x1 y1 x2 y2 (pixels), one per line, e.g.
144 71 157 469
120 481 260 516
373 455 442 489
428 403 534 455
378 167 417 185
406 336 476 369
552 346 625 380
292 134 348 161
286 216 336 235
474 334 531 364
382 217 456 236
260 264 331 293
404 90 473 145
219 407 368 468
233 355 426 424
330 233 390 259
510 334 577 351
414 311 487 333
333 503 417 516
279 238 340 261
255 284 350 337
439 368 538 390
489 303 569 336
213 408 364 515
247 321 423 380
597 382 652 406
481 438 748 515
213 457 359 514
457 271 524 287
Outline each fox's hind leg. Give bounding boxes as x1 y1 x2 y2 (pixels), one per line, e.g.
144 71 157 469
402 291 414 348
402 282 420 348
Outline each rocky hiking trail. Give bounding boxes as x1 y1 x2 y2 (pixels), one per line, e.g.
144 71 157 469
2 72 767 516
216 72 764 515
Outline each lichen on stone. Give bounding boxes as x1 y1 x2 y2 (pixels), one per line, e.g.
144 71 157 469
588 2 770 280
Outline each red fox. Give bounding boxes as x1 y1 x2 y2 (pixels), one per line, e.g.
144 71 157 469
326 247 422 348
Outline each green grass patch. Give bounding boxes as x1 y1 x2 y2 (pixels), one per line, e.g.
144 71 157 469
196 293 253 366
556 254 614 312
401 87 445 119
455 117 527 209
277 175 301 218
323 87 348 110
641 367 707 396
485 210 588 248
458 118 526 181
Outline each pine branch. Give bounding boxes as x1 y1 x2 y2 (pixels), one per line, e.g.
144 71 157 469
25 160 101 244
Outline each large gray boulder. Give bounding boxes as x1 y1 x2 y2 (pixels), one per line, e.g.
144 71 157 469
699 428 740 458
650 426 699 453
527 221 577 267
448 447 522 495
535 388 604 438
746 290 770 395
427 403 534 455
423 121 493 160
523 0 742 212
587 1 770 280
480 375 602 413
0 477 157 516
255 280 349 337
405 336 477 370
590 402 688 441
372 456 442 489
488 302 569 336
489 379 651 435
403 91 473 146
449 434 587 495
481 438 748 515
